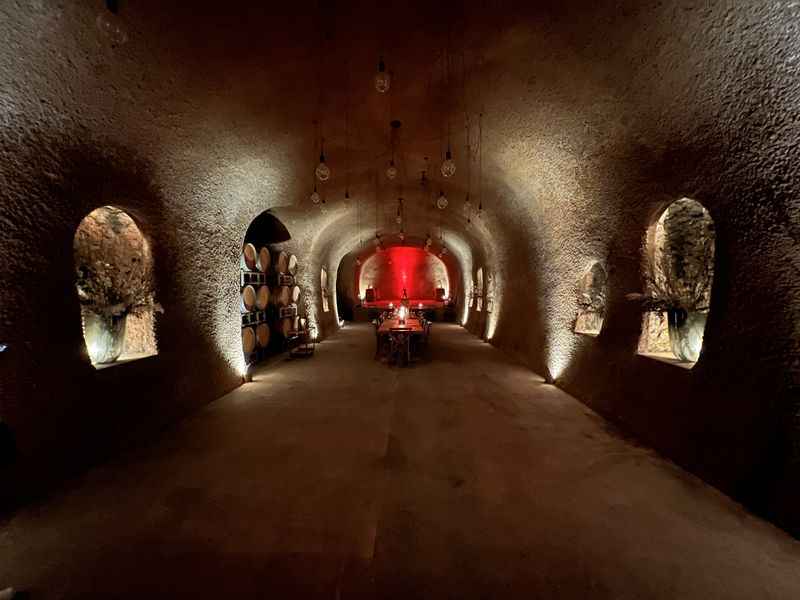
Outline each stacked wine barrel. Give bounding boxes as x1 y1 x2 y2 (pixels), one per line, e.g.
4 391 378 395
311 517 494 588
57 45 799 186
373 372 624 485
241 244 306 365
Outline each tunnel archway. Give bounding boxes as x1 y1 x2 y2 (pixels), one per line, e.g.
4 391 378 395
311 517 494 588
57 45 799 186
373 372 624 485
73 206 159 366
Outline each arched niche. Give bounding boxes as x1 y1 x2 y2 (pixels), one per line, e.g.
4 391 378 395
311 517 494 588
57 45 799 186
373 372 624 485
574 262 608 336
636 197 715 365
73 206 159 366
239 210 293 368
321 267 330 313
476 267 484 312
485 271 495 314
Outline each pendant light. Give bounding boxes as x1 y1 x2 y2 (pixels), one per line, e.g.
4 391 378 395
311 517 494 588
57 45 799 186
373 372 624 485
437 190 448 210
375 56 391 93
310 183 321 204
97 0 128 45
441 148 456 178
316 138 330 182
386 119 401 179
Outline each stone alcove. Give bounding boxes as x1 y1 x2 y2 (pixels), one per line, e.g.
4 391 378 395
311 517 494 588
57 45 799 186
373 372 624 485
574 262 608 336
321 267 330 313
73 206 159 366
476 267 484 312
636 198 715 366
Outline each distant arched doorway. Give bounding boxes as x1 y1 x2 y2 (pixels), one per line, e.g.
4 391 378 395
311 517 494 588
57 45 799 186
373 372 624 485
358 247 449 304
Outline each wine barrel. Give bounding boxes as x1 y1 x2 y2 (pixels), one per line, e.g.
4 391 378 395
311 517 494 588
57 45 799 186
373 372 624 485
255 323 271 347
291 285 301 303
241 243 257 271
242 326 256 354
278 316 299 338
287 254 298 275
255 285 270 310
241 285 256 312
256 247 271 272
274 250 289 274
272 285 291 307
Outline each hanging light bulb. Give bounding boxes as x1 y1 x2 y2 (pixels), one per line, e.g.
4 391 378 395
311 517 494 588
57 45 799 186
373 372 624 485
399 229 405 242
316 140 330 182
316 153 330 182
425 234 433 248
437 191 449 210
441 149 456 178
441 246 448 256
386 160 398 180
96 0 128 45
310 185 321 204
374 56 391 93
356 256 362 266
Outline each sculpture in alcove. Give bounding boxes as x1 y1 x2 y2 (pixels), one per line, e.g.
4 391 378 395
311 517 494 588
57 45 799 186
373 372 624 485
631 198 715 363
73 206 161 365
321 267 330 313
574 262 607 336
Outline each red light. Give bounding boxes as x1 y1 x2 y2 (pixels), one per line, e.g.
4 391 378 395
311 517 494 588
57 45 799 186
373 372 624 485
359 246 448 302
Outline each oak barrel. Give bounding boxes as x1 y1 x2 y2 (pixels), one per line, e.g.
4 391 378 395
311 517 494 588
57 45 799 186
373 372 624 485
241 243 257 271
242 326 256 354
240 285 256 312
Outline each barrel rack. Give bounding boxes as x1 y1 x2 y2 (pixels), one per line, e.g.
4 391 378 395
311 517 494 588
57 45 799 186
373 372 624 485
240 244 311 368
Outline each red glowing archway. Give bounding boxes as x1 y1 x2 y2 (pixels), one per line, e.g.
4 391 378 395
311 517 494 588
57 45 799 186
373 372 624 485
358 246 450 304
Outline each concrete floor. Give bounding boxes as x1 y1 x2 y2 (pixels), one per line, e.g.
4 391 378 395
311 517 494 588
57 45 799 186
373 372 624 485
1 323 800 599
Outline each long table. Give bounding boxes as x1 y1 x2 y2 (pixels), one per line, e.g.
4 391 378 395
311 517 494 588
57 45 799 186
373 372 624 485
376 317 428 365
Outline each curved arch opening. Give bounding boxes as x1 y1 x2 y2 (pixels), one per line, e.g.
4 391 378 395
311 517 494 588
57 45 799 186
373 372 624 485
321 266 330 313
575 262 608 336
637 198 715 366
476 267 484 312
73 206 159 367
239 210 300 371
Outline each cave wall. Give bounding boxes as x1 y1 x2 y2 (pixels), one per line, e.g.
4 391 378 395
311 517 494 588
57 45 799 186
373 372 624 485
470 1 800 535
0 2 316 499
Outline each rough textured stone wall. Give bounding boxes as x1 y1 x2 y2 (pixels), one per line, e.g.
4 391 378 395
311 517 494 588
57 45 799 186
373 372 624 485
468 1 800 536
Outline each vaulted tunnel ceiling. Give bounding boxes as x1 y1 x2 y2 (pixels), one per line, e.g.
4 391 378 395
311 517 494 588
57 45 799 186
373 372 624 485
2 0 800 540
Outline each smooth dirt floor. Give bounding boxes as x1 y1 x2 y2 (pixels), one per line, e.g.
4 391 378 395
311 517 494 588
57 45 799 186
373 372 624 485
1 324 800 598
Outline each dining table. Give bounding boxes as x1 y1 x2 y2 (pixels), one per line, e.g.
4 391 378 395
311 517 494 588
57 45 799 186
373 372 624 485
376 316 428 365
